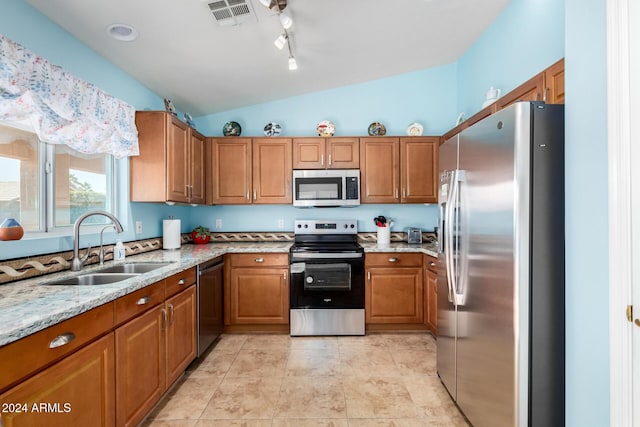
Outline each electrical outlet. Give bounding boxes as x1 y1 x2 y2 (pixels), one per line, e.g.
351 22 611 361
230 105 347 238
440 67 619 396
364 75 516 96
215 219 222 229
135 221 143 234
278 219 285 229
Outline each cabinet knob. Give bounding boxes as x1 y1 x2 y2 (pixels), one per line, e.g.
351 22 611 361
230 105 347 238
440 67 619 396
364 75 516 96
254 257 264 263
429 262 436 268
388 257 399 263
178 278 186 285
49 332 76 349
136 296 151 305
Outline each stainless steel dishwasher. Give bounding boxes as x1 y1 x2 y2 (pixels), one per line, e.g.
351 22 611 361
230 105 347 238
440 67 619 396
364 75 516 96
196 256 224 357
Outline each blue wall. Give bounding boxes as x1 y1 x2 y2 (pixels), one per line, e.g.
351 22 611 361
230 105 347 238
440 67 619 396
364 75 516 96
564 0 609 425
456 0 565 121
195 64 458 137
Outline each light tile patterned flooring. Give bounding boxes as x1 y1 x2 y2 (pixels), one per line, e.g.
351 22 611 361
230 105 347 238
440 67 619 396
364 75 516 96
142 333 468 427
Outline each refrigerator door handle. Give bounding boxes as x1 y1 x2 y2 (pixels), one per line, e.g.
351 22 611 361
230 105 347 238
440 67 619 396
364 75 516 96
452 170 467 306
444 171 457 304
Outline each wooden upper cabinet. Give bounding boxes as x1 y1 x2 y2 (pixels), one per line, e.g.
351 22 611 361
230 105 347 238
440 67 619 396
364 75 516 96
292 137 359 169
400 137 438 203
544 58 565 104
252 138 292 204
209 138 252 204
292 138 325 169
496 73 545 110
361 137 438 204
360 137 400 203
131 111 205 204
189 129 206 204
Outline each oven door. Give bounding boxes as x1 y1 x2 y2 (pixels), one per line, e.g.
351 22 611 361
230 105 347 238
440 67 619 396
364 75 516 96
289 256 364 309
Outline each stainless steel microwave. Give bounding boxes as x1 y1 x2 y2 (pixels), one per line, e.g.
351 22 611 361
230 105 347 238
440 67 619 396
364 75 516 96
292 169 360 207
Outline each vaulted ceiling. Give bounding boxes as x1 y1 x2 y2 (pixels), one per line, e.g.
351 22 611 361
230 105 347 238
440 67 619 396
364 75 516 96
26 0 510 116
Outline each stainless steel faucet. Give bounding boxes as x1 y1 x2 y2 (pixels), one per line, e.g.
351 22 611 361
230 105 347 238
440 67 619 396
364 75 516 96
99 225 116 265
72 211 124 271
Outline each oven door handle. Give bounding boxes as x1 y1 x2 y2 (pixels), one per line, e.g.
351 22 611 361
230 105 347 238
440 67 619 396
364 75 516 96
290 252 363 259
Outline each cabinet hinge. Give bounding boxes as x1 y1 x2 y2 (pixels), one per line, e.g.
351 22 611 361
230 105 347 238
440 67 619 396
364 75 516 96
626 305 633 322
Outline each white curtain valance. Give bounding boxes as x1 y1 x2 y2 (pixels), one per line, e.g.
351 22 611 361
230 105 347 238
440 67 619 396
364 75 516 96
0 34 138 158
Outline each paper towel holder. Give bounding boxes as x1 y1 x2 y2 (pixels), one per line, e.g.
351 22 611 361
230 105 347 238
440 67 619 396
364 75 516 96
163 216 182 250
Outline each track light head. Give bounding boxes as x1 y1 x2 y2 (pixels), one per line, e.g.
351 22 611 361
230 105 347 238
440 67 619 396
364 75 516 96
279 12 293 29
274 34 287 50
288 56 298 71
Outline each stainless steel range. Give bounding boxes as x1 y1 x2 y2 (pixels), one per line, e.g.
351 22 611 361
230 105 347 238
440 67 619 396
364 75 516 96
289 219 365 336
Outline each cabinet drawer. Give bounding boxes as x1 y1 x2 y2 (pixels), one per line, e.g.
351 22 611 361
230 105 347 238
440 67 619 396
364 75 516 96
366 253 422 267
0 302 114 393
230 253 288 268
424 255 438 273
165 267 196 298
115 281 165 326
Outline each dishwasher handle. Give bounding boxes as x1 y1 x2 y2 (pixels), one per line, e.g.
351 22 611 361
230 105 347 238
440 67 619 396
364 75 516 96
199 261 224 275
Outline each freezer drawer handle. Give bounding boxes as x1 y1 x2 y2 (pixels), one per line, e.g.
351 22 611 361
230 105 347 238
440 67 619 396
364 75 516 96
49 332 76 349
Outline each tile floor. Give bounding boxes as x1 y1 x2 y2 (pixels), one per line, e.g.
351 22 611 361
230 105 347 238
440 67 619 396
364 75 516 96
142 333 468 427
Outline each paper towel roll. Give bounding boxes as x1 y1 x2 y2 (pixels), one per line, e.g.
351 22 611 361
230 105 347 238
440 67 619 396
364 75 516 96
163 219 181 250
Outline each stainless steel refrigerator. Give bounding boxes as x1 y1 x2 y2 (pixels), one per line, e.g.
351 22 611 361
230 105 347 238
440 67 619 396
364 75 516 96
437 102 565 427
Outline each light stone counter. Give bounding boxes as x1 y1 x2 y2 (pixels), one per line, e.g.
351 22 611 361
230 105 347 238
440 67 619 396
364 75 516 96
0 240 436 347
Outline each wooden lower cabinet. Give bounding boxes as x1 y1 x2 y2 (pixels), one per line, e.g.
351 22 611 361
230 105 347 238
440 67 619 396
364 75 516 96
115 284 197 427
115 305 165 427
225 254 289 326
424 255 438 334
165 285 197 386
365 253 423 324
0 333 115 427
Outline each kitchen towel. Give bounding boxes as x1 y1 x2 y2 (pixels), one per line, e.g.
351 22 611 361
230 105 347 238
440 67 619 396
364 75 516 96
163 218 181 250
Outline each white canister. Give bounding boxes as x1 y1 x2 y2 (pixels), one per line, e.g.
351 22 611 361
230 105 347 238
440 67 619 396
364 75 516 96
377 226 390 247
162 218 181 250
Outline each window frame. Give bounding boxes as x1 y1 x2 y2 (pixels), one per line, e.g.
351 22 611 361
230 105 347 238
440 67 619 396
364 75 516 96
1 121 125 239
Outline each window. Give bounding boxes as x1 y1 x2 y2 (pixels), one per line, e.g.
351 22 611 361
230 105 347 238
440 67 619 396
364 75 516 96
0 122 116 233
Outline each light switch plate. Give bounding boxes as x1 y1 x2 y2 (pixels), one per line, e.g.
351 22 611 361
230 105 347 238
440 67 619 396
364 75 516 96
215 219 222 229
135 221 143 234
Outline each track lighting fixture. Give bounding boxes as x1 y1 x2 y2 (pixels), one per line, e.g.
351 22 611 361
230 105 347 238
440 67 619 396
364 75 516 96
259 0 297 71
279 12 293 29
274 34 287 50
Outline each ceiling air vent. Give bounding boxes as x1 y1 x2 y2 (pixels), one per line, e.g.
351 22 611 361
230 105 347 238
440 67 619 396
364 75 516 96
204 0 256 26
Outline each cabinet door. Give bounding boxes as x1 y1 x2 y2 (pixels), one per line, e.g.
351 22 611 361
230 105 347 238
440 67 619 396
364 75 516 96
496 73 545 110
190 129 206 204
166 117 190 203
544 58 565 104
426 269 438 333
400 137 438 203
115 305 165 427
165 285 196 387
360 137 399 203
252 138 292 204
366 267 423 323
327 137 359 169
292 138 325 169
0 334 115 427
228 267 289 324
211 138 252 204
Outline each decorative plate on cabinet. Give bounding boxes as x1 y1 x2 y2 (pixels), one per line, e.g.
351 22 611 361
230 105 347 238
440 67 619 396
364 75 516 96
263 122 282 137
316 120 335 137
368 122 387 136
222 121 242 136
406 122 424 136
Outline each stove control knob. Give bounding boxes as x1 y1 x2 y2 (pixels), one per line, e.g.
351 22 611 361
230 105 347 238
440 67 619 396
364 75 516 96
350 224 355 228
297 224 301 228
344 224 348 228
306 276 314 284
304 224 308 228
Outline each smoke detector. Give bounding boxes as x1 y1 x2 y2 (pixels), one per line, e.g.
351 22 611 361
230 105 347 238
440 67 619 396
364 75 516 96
203 0 257 26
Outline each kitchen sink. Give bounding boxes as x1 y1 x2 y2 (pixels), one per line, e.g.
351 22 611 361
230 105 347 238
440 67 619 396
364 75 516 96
43 273 139 286
96 262 172 274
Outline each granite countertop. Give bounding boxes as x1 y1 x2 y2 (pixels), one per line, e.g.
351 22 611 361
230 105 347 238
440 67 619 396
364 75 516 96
0 241 437 347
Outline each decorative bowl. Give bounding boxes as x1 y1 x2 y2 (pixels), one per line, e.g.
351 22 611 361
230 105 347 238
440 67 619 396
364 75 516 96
316 120 335 137
368 122 387 136
223 121 242 136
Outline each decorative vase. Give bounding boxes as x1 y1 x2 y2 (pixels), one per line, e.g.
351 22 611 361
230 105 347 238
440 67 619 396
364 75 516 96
191 231 210 244
0 218 24 241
